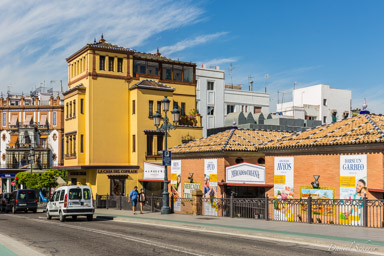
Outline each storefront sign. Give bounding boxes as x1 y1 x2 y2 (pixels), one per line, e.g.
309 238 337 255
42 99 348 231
183 182 201 199
340 155 367 199
0 174 16 178
226 163 265 184
97 169 138 174
143 162 164 180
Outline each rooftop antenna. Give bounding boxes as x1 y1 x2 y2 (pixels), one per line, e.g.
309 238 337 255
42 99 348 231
293 81 298 119
60 80 63 92
248 75 254 91
264 74 269 93
228 63 235 85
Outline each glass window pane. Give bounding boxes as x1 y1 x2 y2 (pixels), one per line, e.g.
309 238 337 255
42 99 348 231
173 65 182 81
147 62 159 76
69 188 82 200
162 64 172 80
134 60 146 75
83 189 91 200
183 66 193 82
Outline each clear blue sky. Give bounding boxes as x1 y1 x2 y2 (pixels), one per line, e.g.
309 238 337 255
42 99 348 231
0 0 383 112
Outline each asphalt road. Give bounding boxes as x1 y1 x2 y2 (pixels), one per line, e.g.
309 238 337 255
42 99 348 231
0 212 374 256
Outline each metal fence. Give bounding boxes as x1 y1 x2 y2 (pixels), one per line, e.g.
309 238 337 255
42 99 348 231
96 194 384 228
95 194 163 212
267 197 384 228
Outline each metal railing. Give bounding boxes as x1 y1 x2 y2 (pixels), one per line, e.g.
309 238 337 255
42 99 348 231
267 196 384 228
95 194 163 212
95 194 384 228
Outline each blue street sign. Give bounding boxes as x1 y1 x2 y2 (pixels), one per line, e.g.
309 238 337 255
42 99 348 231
162 151 172 166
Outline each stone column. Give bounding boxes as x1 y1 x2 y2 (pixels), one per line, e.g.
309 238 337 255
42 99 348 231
192 189 203 216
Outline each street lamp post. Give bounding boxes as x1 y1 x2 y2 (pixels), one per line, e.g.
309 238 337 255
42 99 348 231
29 146 35 174
153 96 180 214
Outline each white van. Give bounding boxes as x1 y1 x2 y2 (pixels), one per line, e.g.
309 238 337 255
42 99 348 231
46 185 94 222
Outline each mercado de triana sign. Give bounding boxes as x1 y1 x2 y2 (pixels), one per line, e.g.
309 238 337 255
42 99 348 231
226 163 265 184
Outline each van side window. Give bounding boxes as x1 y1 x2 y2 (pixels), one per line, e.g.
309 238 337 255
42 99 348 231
83 189 91 200
55 191 61 201
50 192 56 201
59 190 65 201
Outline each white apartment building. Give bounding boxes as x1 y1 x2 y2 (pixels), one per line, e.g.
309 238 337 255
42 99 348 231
196 65 270 137
276 84 351 124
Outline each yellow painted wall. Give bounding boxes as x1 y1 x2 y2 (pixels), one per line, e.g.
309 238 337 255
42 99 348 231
65 43 202 197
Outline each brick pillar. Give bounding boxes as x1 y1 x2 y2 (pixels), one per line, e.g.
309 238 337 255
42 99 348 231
192 189 203 216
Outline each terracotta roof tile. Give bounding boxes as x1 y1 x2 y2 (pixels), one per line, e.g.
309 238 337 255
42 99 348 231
263 114 384 150
171 129 292 153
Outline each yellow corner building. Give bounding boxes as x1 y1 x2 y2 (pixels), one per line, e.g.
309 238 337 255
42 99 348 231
61 35 202 197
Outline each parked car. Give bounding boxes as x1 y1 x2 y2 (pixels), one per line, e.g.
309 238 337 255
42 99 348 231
0 193 11 212
8 190 38 214
46 185 94 222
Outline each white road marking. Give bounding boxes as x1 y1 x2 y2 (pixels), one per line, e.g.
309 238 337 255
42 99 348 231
109 218 384 256
8 215 210 256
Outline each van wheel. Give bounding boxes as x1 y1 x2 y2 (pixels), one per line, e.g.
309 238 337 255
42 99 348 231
72 215 77 220
46 211 51 220
59 211 65 222
87 215 93 221
12 206 16 214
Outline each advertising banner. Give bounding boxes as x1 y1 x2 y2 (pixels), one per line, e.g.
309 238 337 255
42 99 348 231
339 155 367 226
204 159 218 216
274 157 294 221
143 162 164 180
183 182 201 199
274 157 294 199
170 160 182 211
340 155 367 199
226 163 265 184
300 186 335 216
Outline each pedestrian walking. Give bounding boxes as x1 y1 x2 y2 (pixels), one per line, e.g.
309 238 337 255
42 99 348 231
129 186 139 215
138 188 147 214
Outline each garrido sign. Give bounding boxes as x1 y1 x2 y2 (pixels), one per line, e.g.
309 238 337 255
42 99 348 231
226 163 265 184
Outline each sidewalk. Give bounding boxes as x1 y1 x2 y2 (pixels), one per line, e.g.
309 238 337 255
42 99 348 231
0 233 43 256
95 209 384 255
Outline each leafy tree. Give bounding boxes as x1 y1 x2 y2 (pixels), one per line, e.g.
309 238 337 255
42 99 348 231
15 169 68 189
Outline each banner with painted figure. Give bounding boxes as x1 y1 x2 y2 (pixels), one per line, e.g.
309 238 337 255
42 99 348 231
274 157 294 221
340 155 367 226
170 160 182 211
204 159 218 216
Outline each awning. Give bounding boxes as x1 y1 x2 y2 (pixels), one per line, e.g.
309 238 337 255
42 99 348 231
218 182 274 188
9 135 18 147
24 115 33 125
40 135 48 139
139 179 169 182
10 115 18 126
368 188 384 193
39 115 47 125
107 174 129 179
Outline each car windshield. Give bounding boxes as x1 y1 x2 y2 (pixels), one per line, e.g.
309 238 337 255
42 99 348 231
69 188 82 200
18 191 35 200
